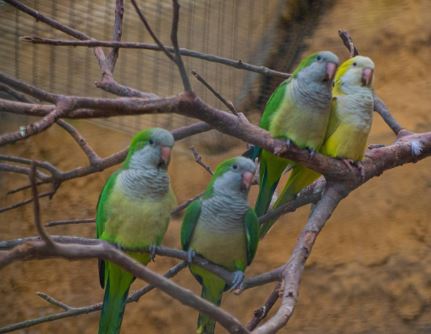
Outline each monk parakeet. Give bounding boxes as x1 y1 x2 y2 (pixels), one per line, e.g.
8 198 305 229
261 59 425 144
262 56 375 236
321 55 375 160
181 157 259 334
96 128 176 334
251 51 339 232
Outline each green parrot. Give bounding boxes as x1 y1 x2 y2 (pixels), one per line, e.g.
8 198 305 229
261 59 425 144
251 51 339 232
181 157 259 334
321 55 375 160
96 128 176 334
261 55 375 236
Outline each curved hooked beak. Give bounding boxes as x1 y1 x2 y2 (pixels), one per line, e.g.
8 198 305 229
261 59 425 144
325 62 337 81
241 171 254 191
361 67 374 86
159 146 172 167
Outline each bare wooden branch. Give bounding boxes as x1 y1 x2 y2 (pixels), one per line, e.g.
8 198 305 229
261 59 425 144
20 37 290 78
338 29 359 57
170 0 192 91
130 0 176 63
192 70 238 115
56 120 101 164
0 241 249 334
247 283 280 330
107 0 124 72
190 146 214 175
0 262 187 333
45 218 95 227
254 184 346 333
29 163 55 248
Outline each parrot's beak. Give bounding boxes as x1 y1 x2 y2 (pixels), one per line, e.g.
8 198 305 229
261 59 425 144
241 171 254 191
159 146 172 167
362 67 373 86
325 62 337 81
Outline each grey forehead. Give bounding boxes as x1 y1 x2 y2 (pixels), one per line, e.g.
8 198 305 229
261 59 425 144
318 51 339 64
235 157 256 172
151 128 175 146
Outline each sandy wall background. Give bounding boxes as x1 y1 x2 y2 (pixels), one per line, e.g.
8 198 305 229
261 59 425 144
1 0 430 333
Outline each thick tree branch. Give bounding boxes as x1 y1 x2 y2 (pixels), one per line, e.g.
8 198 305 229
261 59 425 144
254 184 346 333
0 240 248 333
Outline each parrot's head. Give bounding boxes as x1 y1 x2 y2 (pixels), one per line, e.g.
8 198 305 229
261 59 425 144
207 157 256 197
293 51 339 84
125 128 175 170
334 56 375 89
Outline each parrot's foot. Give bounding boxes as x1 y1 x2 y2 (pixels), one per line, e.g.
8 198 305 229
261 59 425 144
148 245 158 262
186 249 196 264
306 147 316 159
368 143 385 150
229 271 245 291
285 139 292 147
340 159 365 181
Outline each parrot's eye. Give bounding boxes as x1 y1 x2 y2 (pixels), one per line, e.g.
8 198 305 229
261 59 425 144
149 139 154 145
353 62 357 66
232 164 238 170
316 55 322 61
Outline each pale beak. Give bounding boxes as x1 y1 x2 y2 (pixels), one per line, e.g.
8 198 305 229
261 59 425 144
160 146 171 166
362 67 373 86
241 171 254 191
325 62 337 81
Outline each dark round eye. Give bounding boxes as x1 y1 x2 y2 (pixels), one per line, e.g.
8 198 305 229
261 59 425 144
353 62 357 66
149 139 154 145
232 164 238 170
316 55 322 61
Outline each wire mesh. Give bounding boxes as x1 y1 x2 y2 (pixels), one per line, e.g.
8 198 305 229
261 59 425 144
0 0 284 141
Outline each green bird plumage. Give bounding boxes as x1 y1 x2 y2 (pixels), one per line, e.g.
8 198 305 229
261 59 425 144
97 128 176 334
253 51 339 236
181 157 259 334
262 56 375 236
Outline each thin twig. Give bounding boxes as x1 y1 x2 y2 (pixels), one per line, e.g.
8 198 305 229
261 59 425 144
0 262 187 333
130 0 176 63
170 0 192 91
45 218 95 227
192 70 238 115
247 283 280 330
56 119 101 164
36 292 71 311
29 163 55 247
190 146 214 175
107 0 124 72
338 29 359 57
20 37 290 78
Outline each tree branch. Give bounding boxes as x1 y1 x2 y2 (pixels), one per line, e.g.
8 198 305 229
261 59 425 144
0 240 248 333
0 262 187 333
20 37 290 78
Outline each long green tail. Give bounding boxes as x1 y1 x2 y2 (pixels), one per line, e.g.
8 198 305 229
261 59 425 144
98 262 134 334
197 284 223 334
255 150 289 217
259 165 320 237
191 265 225 334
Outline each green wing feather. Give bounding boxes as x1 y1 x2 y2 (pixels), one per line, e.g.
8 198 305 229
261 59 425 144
180 199 202 251
324 97 341 141
259 78 290 130
244 208 259 265
96 170 120 288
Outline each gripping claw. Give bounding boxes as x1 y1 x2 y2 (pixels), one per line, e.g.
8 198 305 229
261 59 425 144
186 249 196 264
148 245 157 262
229 271 245 291
306 147 316 159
